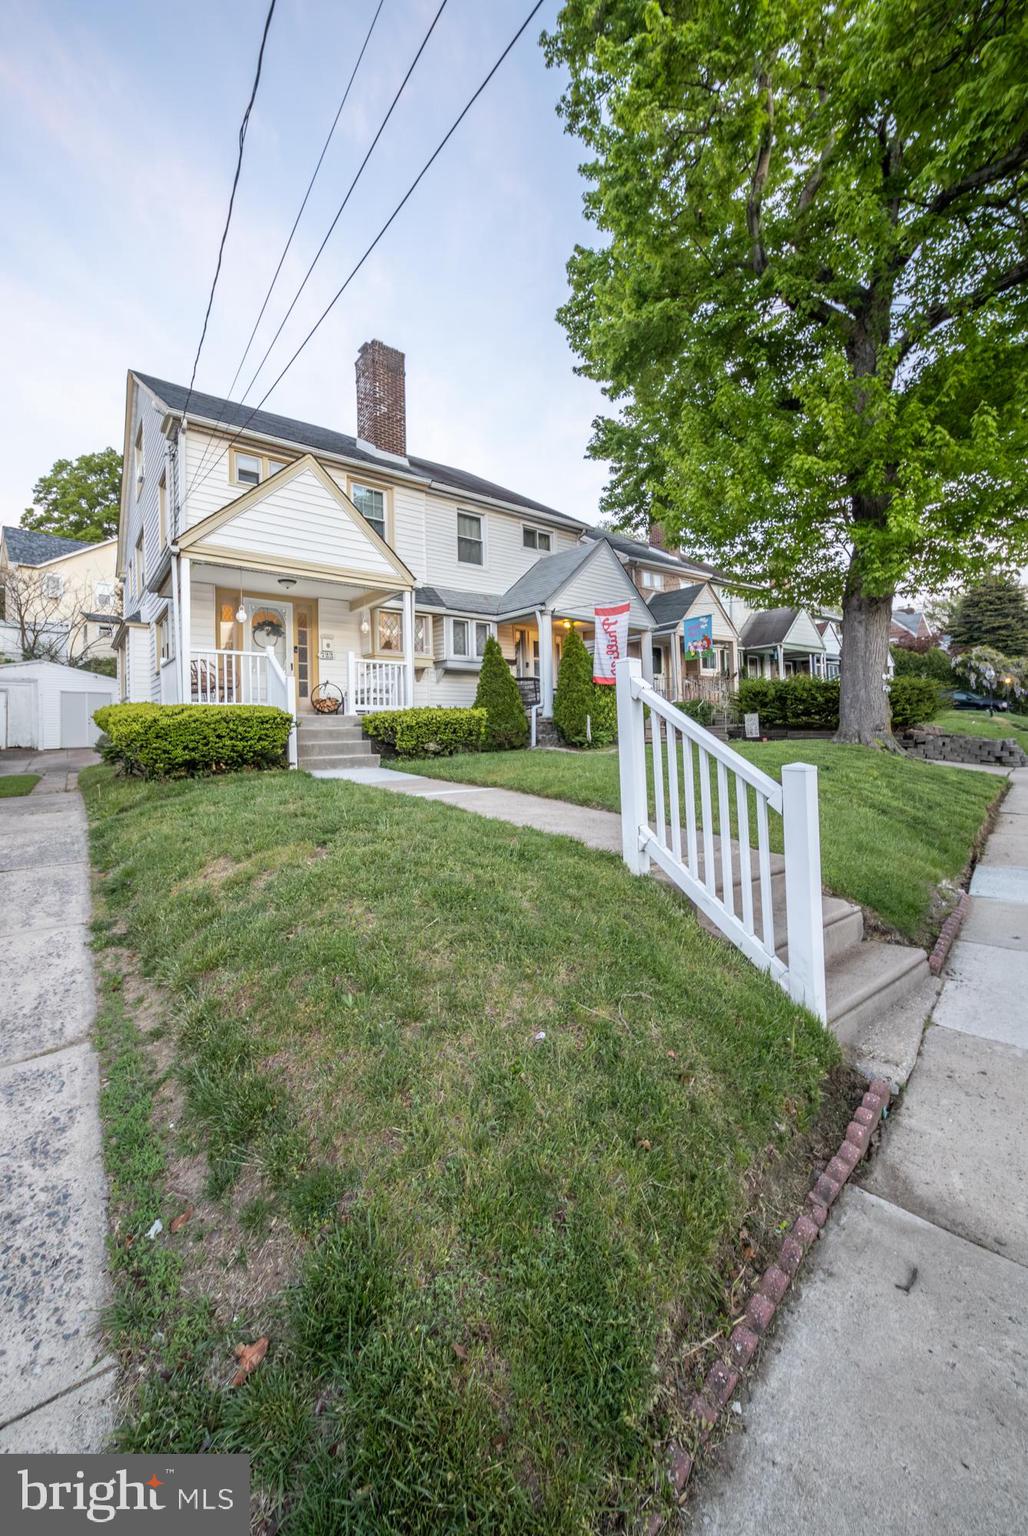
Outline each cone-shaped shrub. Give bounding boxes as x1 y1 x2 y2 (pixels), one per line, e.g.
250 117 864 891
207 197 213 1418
473 635 528 749
553 624 617 747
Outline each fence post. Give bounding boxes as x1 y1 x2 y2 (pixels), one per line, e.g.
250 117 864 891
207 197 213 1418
782 763 827 1022
286 672 298 769
616 657 650 875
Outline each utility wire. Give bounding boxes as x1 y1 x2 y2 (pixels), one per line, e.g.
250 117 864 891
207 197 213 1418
190 0 387 490
182 0 278 419
189 0 546 501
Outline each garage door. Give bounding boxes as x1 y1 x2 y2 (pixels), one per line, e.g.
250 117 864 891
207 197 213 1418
59 691 110 748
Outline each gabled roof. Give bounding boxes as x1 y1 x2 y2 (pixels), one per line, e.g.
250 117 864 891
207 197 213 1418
891 608 930 636
740 607 802 648
497 539 600 615
646 583 707 629
2 526 94 565
581 525 730 581
133 372 589 531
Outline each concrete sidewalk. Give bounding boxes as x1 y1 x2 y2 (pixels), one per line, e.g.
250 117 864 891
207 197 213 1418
0 756 114 1451
686 766 1028 1535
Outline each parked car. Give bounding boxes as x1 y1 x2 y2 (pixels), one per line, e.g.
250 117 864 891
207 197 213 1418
949 689 1009 711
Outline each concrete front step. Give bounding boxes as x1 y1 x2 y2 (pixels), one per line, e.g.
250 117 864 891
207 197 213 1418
298 737 378 759
298 727 367 747
826 941 929 1032
298 751 382 771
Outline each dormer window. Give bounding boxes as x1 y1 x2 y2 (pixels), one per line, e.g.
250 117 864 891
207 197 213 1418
523 526 552 553
640 568 663 589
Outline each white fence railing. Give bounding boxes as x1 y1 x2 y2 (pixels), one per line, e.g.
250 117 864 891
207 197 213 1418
615 658 826 1020
347 654 405 713
191 648 278 706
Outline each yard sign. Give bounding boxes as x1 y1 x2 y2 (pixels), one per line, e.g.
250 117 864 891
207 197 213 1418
683 614 713 659
593 601 632 684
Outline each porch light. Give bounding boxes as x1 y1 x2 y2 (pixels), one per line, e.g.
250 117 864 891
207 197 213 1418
235 603 246 624
278 576 297 589
360 617 370 635
562 619 572 629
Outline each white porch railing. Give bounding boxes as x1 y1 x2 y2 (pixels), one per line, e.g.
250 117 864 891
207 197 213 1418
189 648 297 765
615 658 826 1020
347 654 404 713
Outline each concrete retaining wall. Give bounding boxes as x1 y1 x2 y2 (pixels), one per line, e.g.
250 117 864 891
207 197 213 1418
899 727 1027 768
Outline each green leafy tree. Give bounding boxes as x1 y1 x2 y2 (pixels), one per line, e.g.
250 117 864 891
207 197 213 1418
553 624 617 746
947 575 1028 656
544 1 1028 744
473 636 528 749
890 646 953 683
23 448 122 542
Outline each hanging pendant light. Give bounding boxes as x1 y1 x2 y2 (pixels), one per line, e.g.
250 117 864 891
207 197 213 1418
235 568 246 626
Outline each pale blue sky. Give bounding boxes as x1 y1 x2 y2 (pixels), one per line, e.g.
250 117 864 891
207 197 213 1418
0 0 610 527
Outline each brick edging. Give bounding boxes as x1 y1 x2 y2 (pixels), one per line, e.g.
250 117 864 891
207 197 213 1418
928 891 970 976
649 1077 892 1530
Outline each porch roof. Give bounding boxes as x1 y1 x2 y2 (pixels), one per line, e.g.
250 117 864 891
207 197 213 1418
496 536 655 627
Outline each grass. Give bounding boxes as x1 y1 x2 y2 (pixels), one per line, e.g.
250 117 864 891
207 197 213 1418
396 741 1001 942
0 773 40 797
933 707 1028 742
82 763 838 1533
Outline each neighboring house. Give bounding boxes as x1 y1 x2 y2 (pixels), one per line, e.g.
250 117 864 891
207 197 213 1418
815 619 842 679
737 607 828 679
890 607 936 650
114 342 655 720
0 526 119 662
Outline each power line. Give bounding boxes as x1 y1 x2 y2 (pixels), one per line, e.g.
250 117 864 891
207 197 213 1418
187 0 448 497
187 0 387 490
188 0 546 502
182 0 278 419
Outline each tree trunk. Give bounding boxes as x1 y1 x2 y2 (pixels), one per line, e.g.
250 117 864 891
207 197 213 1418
837 573 895 746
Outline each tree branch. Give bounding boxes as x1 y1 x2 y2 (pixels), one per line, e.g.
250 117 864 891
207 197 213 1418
925 134 1028 214
747 73 774 274
896 256 1028 361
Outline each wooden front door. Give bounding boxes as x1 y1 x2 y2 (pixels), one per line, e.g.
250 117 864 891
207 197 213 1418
293 600 319 706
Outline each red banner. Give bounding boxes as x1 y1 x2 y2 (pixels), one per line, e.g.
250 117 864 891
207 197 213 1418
592 601 631 684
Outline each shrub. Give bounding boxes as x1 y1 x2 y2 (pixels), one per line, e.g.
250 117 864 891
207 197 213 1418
673 697 715 727
553 626 618 747
362 706 488 758
473 636 528 749
888 676 941 729
891 645 953 682
93 703 293 778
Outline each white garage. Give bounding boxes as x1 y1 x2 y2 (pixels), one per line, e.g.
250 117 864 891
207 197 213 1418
0 660 118 751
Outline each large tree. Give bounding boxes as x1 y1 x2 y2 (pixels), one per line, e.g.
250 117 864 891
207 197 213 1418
545 0 1028 743
23 448 122 542
947 573 1028 654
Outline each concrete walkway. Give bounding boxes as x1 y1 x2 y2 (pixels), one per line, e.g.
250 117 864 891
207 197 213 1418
685 767 1028 1534
0 752 114 1451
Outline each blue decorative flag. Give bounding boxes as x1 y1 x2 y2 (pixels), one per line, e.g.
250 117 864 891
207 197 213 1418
683 614 713 658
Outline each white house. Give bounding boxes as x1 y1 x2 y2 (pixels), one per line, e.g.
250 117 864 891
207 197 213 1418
114 342 655 740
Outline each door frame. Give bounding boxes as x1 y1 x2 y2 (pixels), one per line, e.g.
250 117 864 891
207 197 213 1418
214 586 319 700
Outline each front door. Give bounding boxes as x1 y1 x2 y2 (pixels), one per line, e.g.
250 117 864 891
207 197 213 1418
293 601 319 707
243 598 291 671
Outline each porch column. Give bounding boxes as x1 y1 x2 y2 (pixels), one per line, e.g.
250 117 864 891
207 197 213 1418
777 644 785 678
402 587 416 706
538 608 554 717
178 554 191 703
640 628 654 684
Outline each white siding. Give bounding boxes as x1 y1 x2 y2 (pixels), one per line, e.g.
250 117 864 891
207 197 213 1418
315 596 361 697
786 610 826 652
422 491 579 592
191 583 218 650
0 662 116 748
550 544 653 628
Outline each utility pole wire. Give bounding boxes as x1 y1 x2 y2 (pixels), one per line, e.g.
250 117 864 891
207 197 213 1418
187 0 388 490
188 0 546 501
182 0 278 419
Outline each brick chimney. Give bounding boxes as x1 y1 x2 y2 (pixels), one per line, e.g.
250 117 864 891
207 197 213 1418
649 521 666 549
355 340 406 457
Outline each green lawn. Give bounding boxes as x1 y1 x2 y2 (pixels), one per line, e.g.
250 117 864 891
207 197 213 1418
933 707 1028 742
82 764 837 1534
397 742 1000 942
0 773 40 797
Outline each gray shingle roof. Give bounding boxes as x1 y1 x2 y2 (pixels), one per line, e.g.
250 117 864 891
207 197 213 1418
582 525 728 580
134 373 590 530
2 526 94 564
647 583 707 629
414 585 504 616
495 540 601 616
740 607 800 648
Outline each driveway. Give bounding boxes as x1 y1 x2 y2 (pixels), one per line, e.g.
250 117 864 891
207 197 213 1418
0 755 114 1451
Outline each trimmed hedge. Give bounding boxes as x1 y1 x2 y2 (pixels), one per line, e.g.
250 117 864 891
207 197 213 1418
473 636 528 749
673 697 715 727
362 706 488 758
734 675 939 732
93 703 293 778
553 626 618 747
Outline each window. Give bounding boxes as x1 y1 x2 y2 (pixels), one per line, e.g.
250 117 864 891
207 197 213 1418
451 618 491 658
653 646 664 675
42 573 64 599
98 624 113 640
700 644 718 673
640 568 663 589
415 614 430 654
352 483 386 540
158 471 168 546
94 580 115 611
523 526 552 552
157 612 173 663
230 447 292 487
376 609 402 653
135 531 144 596
134 422 144 494
457 511 483 565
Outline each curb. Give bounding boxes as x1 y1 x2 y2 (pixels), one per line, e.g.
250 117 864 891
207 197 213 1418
928 890 970 976
648 1077 892 1531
